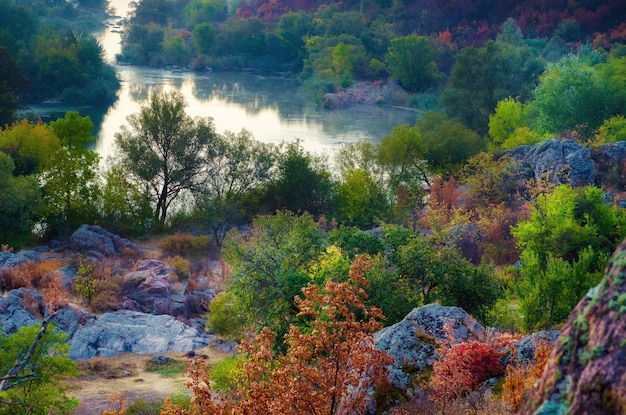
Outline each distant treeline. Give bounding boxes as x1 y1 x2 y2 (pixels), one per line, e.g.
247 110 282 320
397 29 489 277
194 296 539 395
0 0 120 125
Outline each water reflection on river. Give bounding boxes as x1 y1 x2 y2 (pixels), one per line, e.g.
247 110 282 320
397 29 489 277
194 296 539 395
47 0 419 162
95 66 420 161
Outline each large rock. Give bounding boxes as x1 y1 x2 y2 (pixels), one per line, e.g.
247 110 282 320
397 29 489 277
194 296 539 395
0 288 44 334
0 247 48 270
0 288 92 337
506 139 595 187
522 238 626 415
591 141 626 189
70 224 139 259
374 304 484 391
69 310 210 359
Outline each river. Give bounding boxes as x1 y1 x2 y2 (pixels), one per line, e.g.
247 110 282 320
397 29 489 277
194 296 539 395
86 1 419 161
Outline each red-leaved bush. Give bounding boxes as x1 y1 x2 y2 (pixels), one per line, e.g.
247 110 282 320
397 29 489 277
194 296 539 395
429 341 504 402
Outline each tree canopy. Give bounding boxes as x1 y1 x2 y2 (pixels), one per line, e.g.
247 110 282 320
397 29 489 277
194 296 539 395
115 91 218 225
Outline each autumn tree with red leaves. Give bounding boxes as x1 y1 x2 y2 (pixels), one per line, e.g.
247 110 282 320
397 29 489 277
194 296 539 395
163 255 393 415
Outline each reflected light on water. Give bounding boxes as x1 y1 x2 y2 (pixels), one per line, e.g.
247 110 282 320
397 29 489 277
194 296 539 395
92 0 419 163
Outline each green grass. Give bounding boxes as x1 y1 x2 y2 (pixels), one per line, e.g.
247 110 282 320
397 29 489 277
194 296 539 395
145 359 187 377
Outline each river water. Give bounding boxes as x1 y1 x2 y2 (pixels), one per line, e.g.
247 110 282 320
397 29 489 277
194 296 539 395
92 1 419 161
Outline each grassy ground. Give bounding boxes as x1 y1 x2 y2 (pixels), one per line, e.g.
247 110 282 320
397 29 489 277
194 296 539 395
66 346 231 414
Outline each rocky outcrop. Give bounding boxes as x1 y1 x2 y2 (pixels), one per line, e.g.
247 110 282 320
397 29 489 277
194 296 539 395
69 310 210 360
505 139 595 187
120 260 214 318
591 141 626 190
374 304 484 391
70 224 140 259
0 246 48 270
0 288 44 334
0 288 93 336
522 238 626 415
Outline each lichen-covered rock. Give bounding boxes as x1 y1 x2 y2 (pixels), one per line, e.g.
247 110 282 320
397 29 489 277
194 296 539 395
374 304 484 391
69 310 210 359
70 224 139 259
591 141 626 189
506 139 595 187
522 238 626 415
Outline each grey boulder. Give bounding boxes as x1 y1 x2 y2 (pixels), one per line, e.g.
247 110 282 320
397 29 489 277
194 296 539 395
69 309 210 359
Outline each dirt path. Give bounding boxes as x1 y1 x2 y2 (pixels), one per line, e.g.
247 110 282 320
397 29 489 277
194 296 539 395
67 347 230 414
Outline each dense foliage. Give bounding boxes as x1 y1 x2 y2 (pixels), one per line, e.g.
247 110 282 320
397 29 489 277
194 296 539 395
0 0 119 125
3 1 626 412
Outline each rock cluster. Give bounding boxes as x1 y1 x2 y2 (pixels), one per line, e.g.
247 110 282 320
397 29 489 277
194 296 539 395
0 225 216 360
504 139 626 197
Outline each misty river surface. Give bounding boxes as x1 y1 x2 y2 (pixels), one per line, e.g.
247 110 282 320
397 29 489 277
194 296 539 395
39 0 419 161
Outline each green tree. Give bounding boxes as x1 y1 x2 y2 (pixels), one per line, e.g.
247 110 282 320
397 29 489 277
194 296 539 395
390 227 501 319
0 47 28 126
515 247 604 332
0 321 79 414
115 91 218 226
496 18 524 46
162 30 193 66
417 111 484 176
488 98 528 146
0 119 61 175
385 34 440 92
275 11 314 70
530 52 616 136
269 141 335 216
335 168 389 228
221 211 327 339
43 112 100 231
0 152 41 247
192 23 216 55
440 40 545 135
101 164 154 236
182 0 227 27
194 129 277 244
377 123 429 199
331 43 354 87
511 185 626 268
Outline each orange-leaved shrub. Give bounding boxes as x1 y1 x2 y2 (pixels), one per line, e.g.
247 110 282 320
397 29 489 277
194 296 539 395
162 255 394 415
501 341 552 411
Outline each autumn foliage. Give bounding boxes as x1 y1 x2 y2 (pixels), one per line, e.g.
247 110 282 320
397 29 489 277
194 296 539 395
501 341 553 411
163 255 393 415
429 341 504 402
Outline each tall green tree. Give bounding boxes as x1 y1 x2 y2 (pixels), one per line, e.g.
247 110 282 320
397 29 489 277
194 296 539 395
377 123 429 208
194 129 277 244
43 112 100 231
385 34 440 92
440 40 545 135
115 91 218 226
0 152 41 247
269 141 335 216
